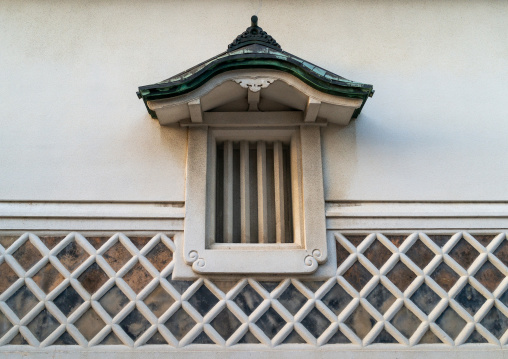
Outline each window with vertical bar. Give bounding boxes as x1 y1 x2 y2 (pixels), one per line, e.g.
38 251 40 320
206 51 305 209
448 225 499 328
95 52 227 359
215 140 293 244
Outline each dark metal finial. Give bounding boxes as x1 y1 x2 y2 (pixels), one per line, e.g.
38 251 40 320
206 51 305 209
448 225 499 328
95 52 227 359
227 15 281 52
251 15 258 27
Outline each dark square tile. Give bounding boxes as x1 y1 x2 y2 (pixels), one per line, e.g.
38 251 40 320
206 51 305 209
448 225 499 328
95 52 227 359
211 281 238 295
56 241 89 273
187 284 219 317
411 283 441 315
0 310 13 338
6 285 39 319
122 262 152 294
430 262 460 292
387 261 417 292
54 286 84 316
144 285 174 317
237 330 260 344
99 286 130 318
473 235 495 248
494 239 508 267
256 307 285 340
321 283 352 316
146 242 173 272
0 261 18 294
129 237 152 250
302 281 325 293
74 308 105 341
27 309 60 342
259 281 280 293
367 284 396 315
435 307 466 339
119 308 151 341
474 261 504 292
85 237 109 250
277 284 307 316
372 328 397 343
363 240 392 269
419 329 442 343
335 241 350 265
233 284 264 316
390 306 420 339
449 238 479 269
326 329 351 344
12 240 42 271
499 288 508 306
428 235 451 248
387 235 407 248
465 330 487 343
167 278 193 294
99 331 123 345
164 307 195 341
480 306 508 339
0 236 19 250
102 242 132 272
455 283 486 316
406 239 435 269
78 262 109 294
32 263 65 294
8 333 28 345
282 330 306 343
146 331 168 344
344 236 365 247
211 309 241 340
344 305 376 339
301 307 330 338
39 237 63 250
53 331 78 345
192 331 214 344
343 261 373 292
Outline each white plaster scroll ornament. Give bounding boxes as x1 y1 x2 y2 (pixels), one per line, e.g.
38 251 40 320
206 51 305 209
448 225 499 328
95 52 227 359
233 77 276 92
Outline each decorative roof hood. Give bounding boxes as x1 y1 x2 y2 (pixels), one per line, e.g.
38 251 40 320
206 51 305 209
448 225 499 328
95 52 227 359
137 16 374 126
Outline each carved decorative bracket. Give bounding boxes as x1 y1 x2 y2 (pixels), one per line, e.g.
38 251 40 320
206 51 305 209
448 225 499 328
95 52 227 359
233 78 275 92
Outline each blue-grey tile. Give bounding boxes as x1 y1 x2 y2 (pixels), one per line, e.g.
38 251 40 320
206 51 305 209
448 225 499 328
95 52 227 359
466 330 487 343
99 286 129 318
321 283 352 315
27 309 60 342
480 306 508 339
167 278 193 294
8 332 28 345
367 284 396 315
237 330 260 344
390 306 420 339
233 284 263 316
282 330 305 344
192 331 214 344
74 308 105 341
372 328 397 343
54 286 84 317
6 285 39 319
164 307 195 341
345 305 376 339
418 329 442 344
187 285 219 317
144 285 174 317
455 283 486 316
119 308 151 341
278 284 307 316
210 309 241 340
300 307 330 338
411 283 441 315
256 307 285 339
99 331 123 345
436 307 466 339
260 281 280 293
53 331 77 345
302 281 325 293
326 329 350 344
146 331 167 344
0 310 13 339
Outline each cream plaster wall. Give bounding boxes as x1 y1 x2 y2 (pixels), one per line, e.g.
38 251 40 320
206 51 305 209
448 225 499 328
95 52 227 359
0 0 507 201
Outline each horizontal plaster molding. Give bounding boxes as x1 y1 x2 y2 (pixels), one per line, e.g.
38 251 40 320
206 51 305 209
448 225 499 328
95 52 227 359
326 201 508 231
0 201 185 231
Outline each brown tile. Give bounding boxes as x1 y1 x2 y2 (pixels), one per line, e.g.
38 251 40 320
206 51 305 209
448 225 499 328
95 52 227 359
449 238 479 269
436 306 466 339
343 261 372 292
494 239 508 267
99 286 130 318
212 280 238 295
78 262 109 294
390 306 420 339
0 310 13 338
122 262 152 294
0 236 19 249
419 329 442 343
86 236 109 250
406 239 435 269
387 262 417 292
430 262 460 292
74 308 105 341
428 235 451 247
474 261 504 292
32 263 65 294
146 242 173 272
102 242 132 272
12 240 43 271
0 261 18 294
39 236 63 250
363 240 392 269
129 237 152 250
344 236 365 247
344 305 376 339
387 235 407 248
473 235 495 248
335 241 350 265
144 285 174 317
56 241 89 273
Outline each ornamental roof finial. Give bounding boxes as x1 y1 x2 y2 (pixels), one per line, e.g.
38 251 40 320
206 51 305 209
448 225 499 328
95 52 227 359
227 15 282 52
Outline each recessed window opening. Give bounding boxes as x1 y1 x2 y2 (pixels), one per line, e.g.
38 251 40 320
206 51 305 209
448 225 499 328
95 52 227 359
215 140 293 244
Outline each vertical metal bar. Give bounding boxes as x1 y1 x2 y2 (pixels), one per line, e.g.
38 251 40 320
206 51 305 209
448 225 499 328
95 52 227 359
223 141 233 243
274 141 285 244
240 141 250 243
257 141 268 243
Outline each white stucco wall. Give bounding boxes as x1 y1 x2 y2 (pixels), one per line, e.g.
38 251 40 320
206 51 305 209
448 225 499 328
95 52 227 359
0 0 507 201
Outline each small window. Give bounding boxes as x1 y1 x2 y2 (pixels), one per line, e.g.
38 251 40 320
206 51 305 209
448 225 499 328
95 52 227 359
214 140 293 244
